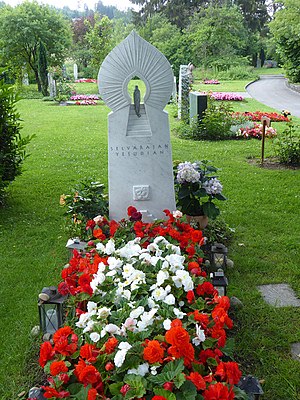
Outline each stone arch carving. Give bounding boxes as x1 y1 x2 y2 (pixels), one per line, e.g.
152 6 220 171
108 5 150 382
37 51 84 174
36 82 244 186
98 31 174 112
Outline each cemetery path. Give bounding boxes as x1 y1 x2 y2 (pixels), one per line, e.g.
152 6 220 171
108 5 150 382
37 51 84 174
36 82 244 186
246 75 300 118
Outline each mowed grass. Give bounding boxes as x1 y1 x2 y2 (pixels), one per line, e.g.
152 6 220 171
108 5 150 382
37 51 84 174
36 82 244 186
0 81 299 399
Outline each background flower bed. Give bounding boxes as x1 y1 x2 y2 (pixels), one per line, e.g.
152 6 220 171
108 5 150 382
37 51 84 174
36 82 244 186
40 210 245 400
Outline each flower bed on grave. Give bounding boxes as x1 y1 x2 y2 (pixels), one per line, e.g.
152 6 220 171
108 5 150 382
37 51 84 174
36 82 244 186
75 79 97 83
236 123 277 140
211 93 244 101
232 111 289 122
39 208 245 400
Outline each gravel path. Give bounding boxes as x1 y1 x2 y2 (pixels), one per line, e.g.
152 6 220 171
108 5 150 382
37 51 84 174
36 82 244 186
246 75 300 118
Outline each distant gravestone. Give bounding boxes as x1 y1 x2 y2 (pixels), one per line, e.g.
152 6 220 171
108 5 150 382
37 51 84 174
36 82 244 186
172 76 177 102
47 73 56 98
178 65 189 121
98 31 176 221
189 92 208 124
22 73 29 86
73 63 78 81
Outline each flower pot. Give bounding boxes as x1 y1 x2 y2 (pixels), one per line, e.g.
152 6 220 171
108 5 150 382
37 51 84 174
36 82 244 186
186 215 209 229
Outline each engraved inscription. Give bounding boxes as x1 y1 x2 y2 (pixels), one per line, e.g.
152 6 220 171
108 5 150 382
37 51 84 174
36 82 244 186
110 143 169 158
133 185 150 201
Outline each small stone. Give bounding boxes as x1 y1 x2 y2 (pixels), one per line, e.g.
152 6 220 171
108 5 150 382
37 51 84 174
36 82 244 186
205 260 211 267
39 293 50 302
238 243 245 247
226 258 234 269
43 333 52 342
30 325 40 337
291 343 300 362
230 296 244 310
18 391 26 397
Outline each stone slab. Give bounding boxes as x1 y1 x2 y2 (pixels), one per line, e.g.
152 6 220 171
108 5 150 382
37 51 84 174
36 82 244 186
291 343 300 362
257 284 300 307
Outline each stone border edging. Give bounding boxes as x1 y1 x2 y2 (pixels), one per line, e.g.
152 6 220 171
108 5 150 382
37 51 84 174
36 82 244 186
286 81 300 94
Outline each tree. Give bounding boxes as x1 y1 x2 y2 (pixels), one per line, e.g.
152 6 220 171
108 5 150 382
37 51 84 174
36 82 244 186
269 0 300 82
85 14 114 71
0 76 33 204
0 2 72 91
188 5 248 69
139 14 190 77
37 41 48 96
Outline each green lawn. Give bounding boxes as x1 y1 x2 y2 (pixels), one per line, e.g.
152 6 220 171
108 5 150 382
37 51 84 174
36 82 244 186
0 84 299 399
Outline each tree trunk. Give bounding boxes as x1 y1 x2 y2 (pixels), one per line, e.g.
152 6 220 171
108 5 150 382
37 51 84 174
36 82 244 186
33 66 42 92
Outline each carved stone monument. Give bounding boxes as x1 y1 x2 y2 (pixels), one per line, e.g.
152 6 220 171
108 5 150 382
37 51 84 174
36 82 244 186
98 31 176 221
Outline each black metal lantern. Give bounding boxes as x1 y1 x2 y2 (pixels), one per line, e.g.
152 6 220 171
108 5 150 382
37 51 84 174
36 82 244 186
210 270 228 296
210 243 228 271
238 375 264 399
38 286 66 334
66 238 87 260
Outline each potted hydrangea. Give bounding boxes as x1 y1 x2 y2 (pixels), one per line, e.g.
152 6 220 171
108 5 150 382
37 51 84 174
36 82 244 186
174 160 226 228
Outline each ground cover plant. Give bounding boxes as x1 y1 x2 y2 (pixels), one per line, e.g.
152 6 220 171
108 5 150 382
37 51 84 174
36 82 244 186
0 81 299 399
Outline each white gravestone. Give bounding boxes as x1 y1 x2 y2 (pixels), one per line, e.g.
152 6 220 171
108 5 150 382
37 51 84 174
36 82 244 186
172 76 177 102
98 31 176 222
47 73 56 98
74 63 78 81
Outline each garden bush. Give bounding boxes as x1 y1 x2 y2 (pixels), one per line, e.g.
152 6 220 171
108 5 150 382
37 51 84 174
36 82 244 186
274 120 300 165
175 98 233 141
60 179 109 240
0 77 33 204
217 65 258 80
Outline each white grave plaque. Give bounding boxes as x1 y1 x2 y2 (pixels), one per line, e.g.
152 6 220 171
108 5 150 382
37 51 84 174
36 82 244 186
73 63 78 81
98 31 176 221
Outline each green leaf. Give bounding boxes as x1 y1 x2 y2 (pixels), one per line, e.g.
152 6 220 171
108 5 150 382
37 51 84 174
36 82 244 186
109 382 123 396
178 185 191 199
220 338 235 359
124 375 147 399
176 380 197 400
206 357 218 367
202 337 218 350
68 383 90 399
215 193 226 201
154 388 176 400
202 202 220 219
194 188 207 198
233 386 249 399
162 358 185 375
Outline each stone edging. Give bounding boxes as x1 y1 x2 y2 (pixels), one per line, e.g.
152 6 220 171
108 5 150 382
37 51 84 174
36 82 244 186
286 81 300 94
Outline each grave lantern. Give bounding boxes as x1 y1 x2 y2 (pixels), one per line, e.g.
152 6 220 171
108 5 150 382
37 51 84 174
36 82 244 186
210 270 228 296
38 286 66 334
238 375 264 399
66 238 87 260
210 243 228 271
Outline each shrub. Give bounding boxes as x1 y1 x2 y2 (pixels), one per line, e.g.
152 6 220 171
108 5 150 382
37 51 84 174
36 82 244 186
274 120 300 165
217 65 258 80
175 98 233 141
0 78 33 204
60 179 109 239
203 216 235 247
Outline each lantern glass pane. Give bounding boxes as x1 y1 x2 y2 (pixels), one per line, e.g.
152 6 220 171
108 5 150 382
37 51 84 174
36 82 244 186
214 253 225 267
214 285 225 296
40 304 59 334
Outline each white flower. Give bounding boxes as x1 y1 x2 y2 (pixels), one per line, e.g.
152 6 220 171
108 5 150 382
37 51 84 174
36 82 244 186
93 215 104 224
150 365 159 375
105 324 120 334
96 242 105 252
203 177 223 195
153 236 169 246
75 312 90 329
97 307 111 319
148 298 157 309
163 293 176 305
117 240 141 259
97 262 106 273
130 306 144 319
165 254 185 272
83 320 95 333
90 272 106 293
173 210 183 219
122 317 137 332
107 256 123 271
90 332 101 342
122 264 135 278
137 308 158 331
177 161 200 183
128 363 149 376
192 324 206 346
174 308 186 319
152 286 167 301
114 342 132 368
163 318 172 330
105 239 115 255
87 301 98 314
172 270 194 292
139 252 152 264
156 270 169 286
